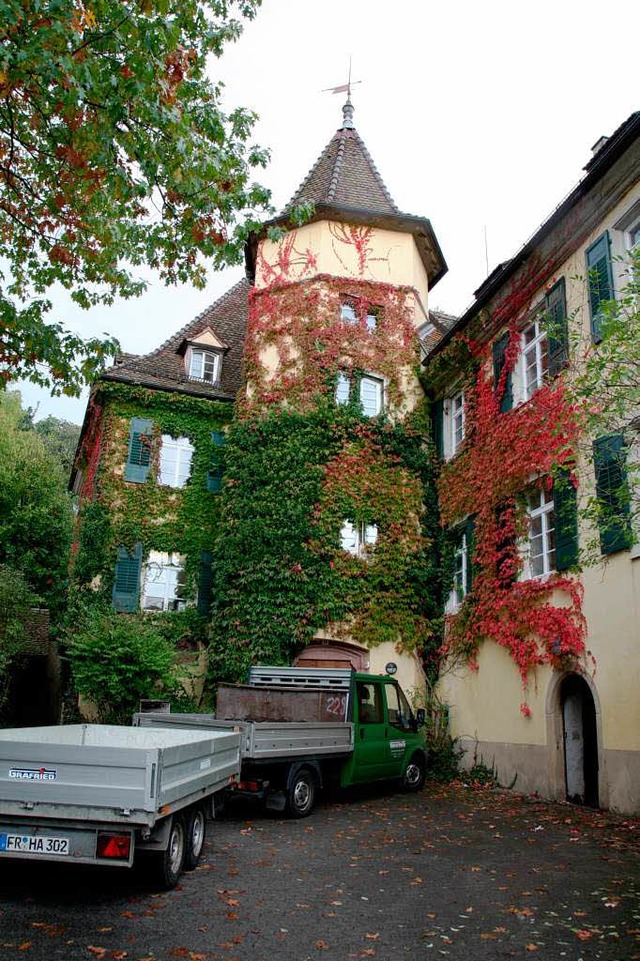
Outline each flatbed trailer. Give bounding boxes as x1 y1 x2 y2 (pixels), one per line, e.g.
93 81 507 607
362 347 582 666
0 723 241 888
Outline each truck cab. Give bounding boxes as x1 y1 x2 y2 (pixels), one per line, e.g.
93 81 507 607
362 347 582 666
342 672 427 790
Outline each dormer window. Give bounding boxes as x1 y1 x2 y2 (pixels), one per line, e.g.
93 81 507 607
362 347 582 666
189 349 220 384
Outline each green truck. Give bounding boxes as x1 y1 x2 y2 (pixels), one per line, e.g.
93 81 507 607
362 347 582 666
136 665 428 818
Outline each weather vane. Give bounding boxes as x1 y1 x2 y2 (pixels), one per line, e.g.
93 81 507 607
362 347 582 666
323 57 361 99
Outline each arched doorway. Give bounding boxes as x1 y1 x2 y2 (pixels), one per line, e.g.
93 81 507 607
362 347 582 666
294 640 369 671
560 674 599 807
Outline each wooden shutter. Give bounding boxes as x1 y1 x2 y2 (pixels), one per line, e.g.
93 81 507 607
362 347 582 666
492 334 513 412
125 417 153 483
553 468 579 570
197 550 213 615
586 232 614 343
593 434 631 554
546 278 569 377
430 399 444 458
112 543 142 611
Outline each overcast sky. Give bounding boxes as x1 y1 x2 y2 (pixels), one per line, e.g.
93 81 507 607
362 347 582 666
18 0 640 424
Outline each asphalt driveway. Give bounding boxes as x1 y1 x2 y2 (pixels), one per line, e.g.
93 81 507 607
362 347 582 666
0 781 638 961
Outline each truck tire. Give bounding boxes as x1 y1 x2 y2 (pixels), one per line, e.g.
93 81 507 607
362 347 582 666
286 767 317 818
183 804 206 871
401 752 426 792
150 814 186 889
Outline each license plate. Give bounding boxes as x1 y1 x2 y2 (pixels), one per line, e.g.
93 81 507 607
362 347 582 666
0 833 69 856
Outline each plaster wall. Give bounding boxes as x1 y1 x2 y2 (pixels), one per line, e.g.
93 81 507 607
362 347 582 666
255 221 430 323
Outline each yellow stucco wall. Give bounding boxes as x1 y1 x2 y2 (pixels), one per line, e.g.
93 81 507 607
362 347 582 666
255 221 430 322
436 180 640 810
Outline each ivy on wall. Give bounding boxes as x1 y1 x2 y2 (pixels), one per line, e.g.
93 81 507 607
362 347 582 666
73 382 232 603
209 403 443 684
426 291 590 714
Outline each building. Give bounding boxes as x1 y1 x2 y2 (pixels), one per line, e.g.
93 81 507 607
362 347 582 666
427 111 640 813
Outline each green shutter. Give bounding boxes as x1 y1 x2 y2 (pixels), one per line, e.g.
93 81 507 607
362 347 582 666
124 417 153 483
430 399 444 458
492 333 513 412
465 515 475 592
197 550 213 615
207 431 226 491
553 468 579 570
546 278 569 377
593 434 631 554
112 543 142 612
586 232 614 343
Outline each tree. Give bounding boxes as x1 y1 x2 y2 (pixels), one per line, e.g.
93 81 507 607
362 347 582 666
0 0 270 395
0 563 41 719
33 414 81 475
0 391 74 612
565 247 640 554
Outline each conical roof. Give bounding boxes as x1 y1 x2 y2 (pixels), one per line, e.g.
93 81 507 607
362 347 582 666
245 99 447 290
285 100 398 215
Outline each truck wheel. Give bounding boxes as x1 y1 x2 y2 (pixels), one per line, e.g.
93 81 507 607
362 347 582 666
151 814 186 889
402 753 426 792
286 768 316 818
183 805 206 871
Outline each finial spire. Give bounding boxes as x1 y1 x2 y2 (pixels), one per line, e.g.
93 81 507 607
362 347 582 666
342 98 355 129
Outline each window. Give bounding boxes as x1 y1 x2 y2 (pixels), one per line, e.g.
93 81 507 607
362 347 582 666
586 231 614 343
446 517 474 612
189 349 221 384
356 681 383 724
141 551 187 611
340 301 357 323
124 417 153 483
545 278 569 377
159 435 194 488
334 373 384 416
526 488 556 577
628 218 640 251
521 319 549 401
335 372 351 406
340 520 378 556
441 390 465 458
593 434 632 554
340 300 379 331
359 375 383 416
385 683 414 731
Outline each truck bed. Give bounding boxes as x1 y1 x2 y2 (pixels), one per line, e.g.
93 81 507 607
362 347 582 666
0 724 241 827
134 712 354 760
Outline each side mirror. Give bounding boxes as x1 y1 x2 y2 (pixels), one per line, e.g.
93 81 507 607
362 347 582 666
416 708 426 728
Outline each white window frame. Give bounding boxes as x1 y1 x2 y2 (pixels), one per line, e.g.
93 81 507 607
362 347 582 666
141 551 187 612
188 348 221 384
340 301 357 324
445 529 468 613
335 373 384 417
520 317 549 402
524 488 556 578
159 435 194 489
340 520 378 557
442 389 465 460
359 375 384 416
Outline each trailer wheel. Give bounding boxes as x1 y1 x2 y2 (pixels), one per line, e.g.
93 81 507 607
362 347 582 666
150 814 186 889
286 767 316 818
401 752 426 792
183 804 207 871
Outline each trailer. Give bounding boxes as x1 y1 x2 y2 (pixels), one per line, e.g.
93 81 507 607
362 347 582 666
135 666 428 817
0 723 241 888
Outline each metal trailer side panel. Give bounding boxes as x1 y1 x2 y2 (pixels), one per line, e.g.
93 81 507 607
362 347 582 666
134 713 354 761
246 722 354 759
0 725 241 826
